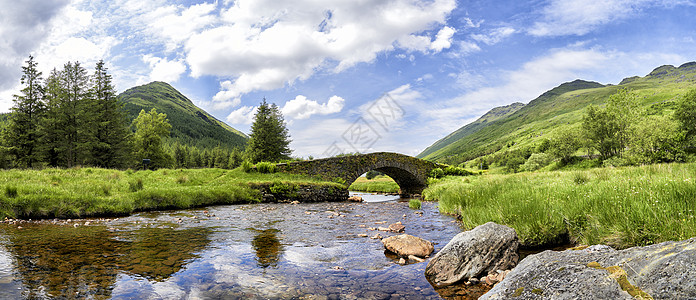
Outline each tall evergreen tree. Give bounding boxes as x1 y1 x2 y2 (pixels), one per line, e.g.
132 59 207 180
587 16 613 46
245 99 292 163
40 68 65 167
49 61 93 167
90 60 131 168
5 55 45 168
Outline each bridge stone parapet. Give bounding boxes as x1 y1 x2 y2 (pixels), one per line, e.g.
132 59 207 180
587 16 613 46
276 152 442 196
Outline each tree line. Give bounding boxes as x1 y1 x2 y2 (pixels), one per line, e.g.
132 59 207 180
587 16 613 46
1 56 293 170
470 88 696 172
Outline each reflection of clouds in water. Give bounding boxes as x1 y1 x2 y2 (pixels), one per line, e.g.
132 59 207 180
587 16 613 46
283 244 342 267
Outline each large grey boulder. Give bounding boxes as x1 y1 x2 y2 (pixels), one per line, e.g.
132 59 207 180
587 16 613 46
481 238 696 299
424 222 519 287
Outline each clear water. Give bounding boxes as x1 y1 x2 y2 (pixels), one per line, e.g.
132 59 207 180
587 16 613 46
0 193 486 299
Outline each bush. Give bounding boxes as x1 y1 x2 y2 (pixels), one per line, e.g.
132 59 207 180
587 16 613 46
241 161 253 173
522 153 554 172
256 162 277 173
443 166 474 176
429 168 445 178
409 199 422 210
602 156 631 168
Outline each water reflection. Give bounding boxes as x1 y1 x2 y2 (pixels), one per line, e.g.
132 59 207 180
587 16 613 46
0 224 211 299
119 227 211 281
0 195 480 299
250 228 283 268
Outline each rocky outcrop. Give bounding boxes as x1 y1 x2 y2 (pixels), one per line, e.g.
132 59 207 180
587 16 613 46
481 238 696 299
424 222 519 287
382 234 434 258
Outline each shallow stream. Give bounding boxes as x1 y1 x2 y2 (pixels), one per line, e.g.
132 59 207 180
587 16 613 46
0 193 487 299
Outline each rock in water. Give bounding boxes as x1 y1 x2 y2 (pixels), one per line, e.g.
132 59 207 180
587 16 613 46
424 222 519 287
481 238 696 299
382 234 434 258
348 196 363 202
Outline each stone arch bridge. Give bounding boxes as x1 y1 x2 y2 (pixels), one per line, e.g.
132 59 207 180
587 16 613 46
276 152 443 196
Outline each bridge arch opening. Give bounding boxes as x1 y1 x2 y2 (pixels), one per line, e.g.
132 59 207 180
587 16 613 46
348 166 426 197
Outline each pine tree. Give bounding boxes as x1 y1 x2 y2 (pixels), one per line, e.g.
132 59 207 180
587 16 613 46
52 61 92 167
5 55 45 168
90 60 131 168
245 99 292 163
40 68 65 167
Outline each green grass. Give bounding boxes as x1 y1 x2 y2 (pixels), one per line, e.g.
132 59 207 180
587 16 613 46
409 199 422 210
423 163 696 249
0 167 340 219
349 176 400 193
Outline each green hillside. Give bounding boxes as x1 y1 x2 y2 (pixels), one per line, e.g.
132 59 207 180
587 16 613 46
119 81 248 149
420 62 696 165
418 102 524 158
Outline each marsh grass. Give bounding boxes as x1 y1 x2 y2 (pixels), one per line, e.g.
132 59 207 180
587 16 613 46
409 199 422 210
0 167 340 219
424 163 696 249
349 176 400 193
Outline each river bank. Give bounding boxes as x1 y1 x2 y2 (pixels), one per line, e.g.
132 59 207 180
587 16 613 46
423 162 696 249
0 167 345 220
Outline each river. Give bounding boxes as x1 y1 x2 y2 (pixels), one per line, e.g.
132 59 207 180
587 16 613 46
0 193 487 299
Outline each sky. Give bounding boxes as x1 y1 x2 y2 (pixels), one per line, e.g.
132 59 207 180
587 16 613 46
1 0 696 158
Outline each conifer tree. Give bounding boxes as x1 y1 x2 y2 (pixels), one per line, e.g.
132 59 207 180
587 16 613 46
245 99 292 163
90 60 131 168
40 68 65 167
5 55 45 168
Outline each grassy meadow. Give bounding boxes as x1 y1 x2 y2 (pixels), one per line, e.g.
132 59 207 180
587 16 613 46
424 163 696 249
349 175 400 193
0 167 341 220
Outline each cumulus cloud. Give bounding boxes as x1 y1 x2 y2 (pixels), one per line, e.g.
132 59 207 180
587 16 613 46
186 0 457 102
430 26 456 52
142 55 187 83
282 95 344 120
226 105 256 125
144 2 217 52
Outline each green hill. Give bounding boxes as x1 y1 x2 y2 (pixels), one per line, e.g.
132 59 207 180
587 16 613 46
119 81 247 149
419 62 696 165
418 102 525 158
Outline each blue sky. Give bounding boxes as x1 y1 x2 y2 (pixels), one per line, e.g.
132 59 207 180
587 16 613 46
1 0 695 157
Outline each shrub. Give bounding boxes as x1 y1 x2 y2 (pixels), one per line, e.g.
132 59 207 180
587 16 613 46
429 168 445 178
241 161 253 173
256 162 277 173
409 199 422 210
522 153 554 172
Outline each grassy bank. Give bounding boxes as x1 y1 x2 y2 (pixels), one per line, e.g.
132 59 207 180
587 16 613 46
0 167 342 219
424 163 696 249
349 176 400 193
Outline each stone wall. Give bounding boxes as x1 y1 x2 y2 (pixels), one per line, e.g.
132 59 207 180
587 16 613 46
276 152 441 196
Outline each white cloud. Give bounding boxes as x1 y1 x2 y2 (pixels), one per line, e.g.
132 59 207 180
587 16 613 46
430 26 456 52
186 0 457 102
282 95 344 120
144 3 217 52
527 0 694 36
226 105 256 125
142 55 187 83
470 26 515 45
